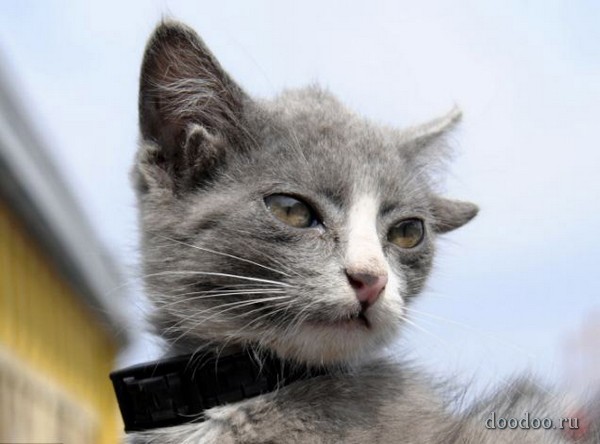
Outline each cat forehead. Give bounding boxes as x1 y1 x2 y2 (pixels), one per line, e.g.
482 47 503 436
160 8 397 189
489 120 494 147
262 86 387 144
241 87 426 202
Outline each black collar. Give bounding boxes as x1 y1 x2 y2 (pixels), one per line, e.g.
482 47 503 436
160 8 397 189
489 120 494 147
110 349 325 432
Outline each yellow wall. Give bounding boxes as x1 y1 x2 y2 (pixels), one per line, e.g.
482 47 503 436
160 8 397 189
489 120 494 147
0 199 121 444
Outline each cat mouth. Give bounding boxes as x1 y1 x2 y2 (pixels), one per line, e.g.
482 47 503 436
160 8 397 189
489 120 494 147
351 311 371 328
311 311 371 330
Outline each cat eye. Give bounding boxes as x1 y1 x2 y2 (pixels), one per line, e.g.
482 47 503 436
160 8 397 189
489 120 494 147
388 218 425 249
264 194 319 229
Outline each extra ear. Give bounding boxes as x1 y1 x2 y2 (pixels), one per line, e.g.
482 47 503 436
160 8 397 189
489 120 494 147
431 196 479 233
136 21 247 193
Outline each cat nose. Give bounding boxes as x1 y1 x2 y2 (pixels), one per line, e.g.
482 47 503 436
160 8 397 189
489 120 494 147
346 271 388 307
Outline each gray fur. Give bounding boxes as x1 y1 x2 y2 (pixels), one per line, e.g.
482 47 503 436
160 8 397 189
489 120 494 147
129 20 592 443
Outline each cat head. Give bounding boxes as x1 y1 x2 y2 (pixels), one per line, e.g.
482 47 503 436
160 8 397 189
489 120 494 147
134 21 478 366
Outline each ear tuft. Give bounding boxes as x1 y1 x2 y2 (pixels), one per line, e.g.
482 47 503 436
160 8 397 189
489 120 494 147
132 141 175 196
431 196 478 233
181 124 227 184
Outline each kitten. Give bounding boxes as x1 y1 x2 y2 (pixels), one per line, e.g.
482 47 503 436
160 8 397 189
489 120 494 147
128 21 596 444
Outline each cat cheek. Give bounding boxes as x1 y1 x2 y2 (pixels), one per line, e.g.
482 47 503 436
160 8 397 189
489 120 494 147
386 269 407 300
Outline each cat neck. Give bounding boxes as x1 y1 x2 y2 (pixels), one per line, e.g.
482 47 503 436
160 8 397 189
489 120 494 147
162 340 246 361
161 338 388 374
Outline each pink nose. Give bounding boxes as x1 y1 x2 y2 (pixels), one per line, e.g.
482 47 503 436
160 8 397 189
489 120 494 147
346 271 388 307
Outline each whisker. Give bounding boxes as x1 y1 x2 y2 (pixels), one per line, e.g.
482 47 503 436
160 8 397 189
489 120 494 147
155 234 294 278
217 303 298 353
157 289 286 309
137 270 292 287
285 296 326 337
404 306 478 331
167 296 293 344
400 314 450 348
164 296 271 325
404 306 532 356
226 238 304 278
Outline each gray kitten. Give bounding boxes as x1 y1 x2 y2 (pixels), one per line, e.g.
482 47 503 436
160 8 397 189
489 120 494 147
129 21 596 444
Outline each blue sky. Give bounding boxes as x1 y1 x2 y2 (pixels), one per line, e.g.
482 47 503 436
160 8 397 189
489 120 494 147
1 1 598 396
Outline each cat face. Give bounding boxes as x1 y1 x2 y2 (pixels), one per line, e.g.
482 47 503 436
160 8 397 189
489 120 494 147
134 22 478 366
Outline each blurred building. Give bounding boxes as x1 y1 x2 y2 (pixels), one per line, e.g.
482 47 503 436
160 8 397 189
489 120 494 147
0 66 130 442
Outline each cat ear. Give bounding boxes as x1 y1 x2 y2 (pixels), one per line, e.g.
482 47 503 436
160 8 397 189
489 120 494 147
403 108 476 233
403 106 462 150
431 196 479 233
136 21 247 193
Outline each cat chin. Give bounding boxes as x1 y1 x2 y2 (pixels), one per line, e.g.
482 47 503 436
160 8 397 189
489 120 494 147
253 292 405 366
262 317 400 367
